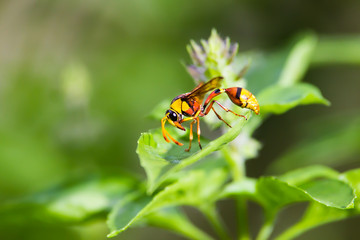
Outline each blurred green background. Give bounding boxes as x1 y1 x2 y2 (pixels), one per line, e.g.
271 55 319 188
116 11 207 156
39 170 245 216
0 0 359 239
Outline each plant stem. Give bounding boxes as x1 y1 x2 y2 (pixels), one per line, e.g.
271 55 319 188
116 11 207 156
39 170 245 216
221 147 244 182
236 197 250 240
201 204 232 240
151 213 216 240
222 147 250 240
256 211 276 240
275 224 304 240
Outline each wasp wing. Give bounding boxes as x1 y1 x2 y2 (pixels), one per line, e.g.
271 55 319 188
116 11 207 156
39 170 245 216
187 76 223 102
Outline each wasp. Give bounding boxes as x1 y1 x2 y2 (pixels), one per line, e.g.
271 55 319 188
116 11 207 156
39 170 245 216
161 76 260 151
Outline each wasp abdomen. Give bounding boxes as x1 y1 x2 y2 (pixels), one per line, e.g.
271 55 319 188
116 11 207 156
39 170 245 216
225 87 260 115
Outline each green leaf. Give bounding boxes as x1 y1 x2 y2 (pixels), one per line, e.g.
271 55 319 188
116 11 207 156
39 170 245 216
107 193 152 237
144 208 214 240
256 177 354 210
260 167 354 210
276 202 353 240
311 35 360 66
107 163 228 238
268 115 360 173
222 166 354 210
276 169 360 240
278 165 339 186
246 33 317 94
220 178 257 199
108 203 213 240
258 83 330 115
277 33 317 87
0 176 137 224
340 168 360 209
298 179 354 208
222 167 358 240
137 113 250 194
221 167 356 240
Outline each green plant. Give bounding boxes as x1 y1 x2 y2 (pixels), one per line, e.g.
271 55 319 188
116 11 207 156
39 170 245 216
2 30 360 240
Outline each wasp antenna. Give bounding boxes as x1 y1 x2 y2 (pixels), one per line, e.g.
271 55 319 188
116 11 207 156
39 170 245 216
161 117 171 143
166 130 184 146
161 117 184 146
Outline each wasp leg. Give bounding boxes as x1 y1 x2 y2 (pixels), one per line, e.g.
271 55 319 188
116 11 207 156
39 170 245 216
196 117 202 150
161 117 184 146
185 119 195 152
214 100 247 120
203 100 233 127
180 113 202 151
211 106 232 128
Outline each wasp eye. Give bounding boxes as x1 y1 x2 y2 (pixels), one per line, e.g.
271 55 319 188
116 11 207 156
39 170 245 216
167 110 178 121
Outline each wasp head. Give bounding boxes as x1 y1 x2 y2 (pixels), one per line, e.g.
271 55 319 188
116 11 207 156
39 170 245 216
165 109 185 131
161 109 185 146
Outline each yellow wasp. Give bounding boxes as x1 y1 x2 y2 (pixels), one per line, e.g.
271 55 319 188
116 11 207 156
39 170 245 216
161 76 259 151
